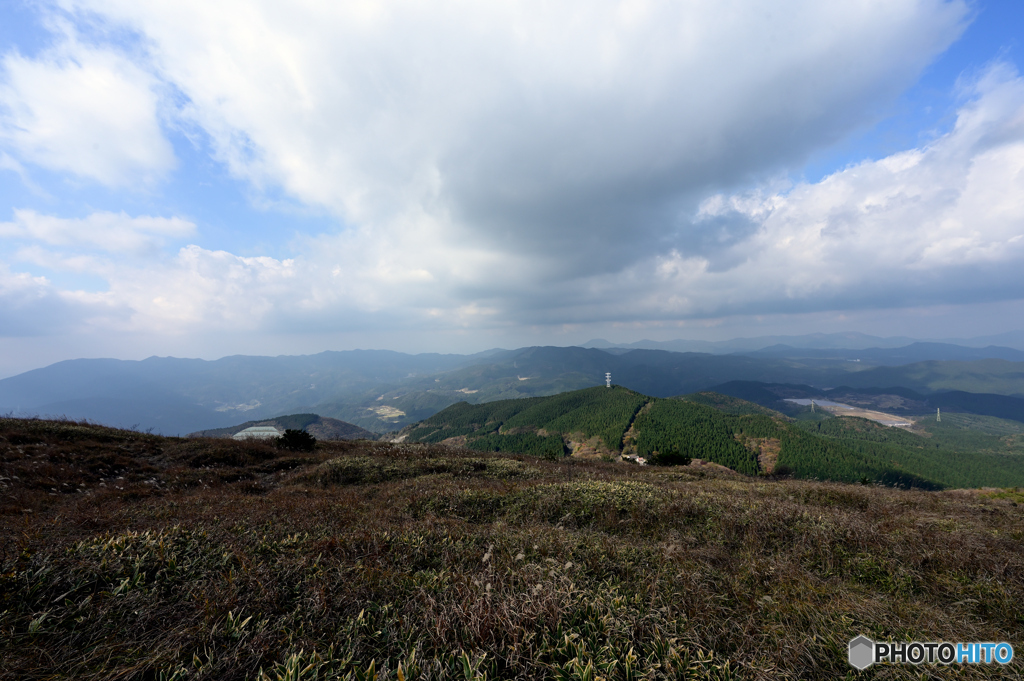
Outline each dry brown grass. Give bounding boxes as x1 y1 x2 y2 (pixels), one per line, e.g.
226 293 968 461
1 417 1022 680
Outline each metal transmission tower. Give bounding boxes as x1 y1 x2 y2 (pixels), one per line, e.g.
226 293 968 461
937 408 941 422
605 372 612 388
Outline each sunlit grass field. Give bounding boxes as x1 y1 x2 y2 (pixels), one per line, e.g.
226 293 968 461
1 417 1022 680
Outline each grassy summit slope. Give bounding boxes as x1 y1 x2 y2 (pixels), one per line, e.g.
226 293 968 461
1 417 1022 680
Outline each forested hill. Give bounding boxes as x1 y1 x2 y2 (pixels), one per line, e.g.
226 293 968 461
189 413 378 441
401 386 1024 489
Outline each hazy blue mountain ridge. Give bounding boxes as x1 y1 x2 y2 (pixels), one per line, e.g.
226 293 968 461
707 381 1024 425
582 331 1024 353
4 343 1024 435
742 342 1024 364
0 350 495 435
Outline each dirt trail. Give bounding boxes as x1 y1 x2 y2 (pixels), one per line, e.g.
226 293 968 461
617 399 653 456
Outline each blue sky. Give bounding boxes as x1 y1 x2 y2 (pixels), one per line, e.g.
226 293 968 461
1 0 1024 377
801 0 1024 179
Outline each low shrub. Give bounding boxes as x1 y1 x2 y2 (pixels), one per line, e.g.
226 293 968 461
648 446 692 467
276 428 317 451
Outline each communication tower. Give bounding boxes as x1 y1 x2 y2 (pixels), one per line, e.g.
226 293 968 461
605 372 612 388
937 407 941 422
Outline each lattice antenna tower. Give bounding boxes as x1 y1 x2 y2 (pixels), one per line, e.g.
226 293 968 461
605 372 612 388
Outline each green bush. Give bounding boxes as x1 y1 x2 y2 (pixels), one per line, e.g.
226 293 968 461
276 428 317 451
648 446 692 467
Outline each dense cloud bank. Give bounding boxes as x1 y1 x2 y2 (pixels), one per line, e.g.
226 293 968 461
5 0 1022 357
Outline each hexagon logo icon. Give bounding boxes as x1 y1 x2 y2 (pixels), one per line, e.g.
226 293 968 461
848 635 875 670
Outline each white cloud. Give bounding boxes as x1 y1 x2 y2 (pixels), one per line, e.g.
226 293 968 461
13 0 1024 353
0 261 99 336
0 242 297 336
632 63 1024 318
9 56 1024 340
5 57 1024 347
0 210 195 254
0 33 175 185
83 245 299 331
62 0 967 261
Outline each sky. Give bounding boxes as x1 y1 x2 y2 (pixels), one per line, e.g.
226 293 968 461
2 0 1024 377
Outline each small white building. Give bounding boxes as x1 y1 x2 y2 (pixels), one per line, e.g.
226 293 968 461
232 426 281 441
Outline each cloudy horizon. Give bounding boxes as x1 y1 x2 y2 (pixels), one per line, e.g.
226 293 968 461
2 0 1024 377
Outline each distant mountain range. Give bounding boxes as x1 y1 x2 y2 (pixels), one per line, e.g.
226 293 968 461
3 340 1024 436
582 330 1024 353
706 381 1024 425
739 342 1024 364
0 350 491 436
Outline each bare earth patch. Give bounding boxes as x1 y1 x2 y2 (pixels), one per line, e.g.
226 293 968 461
819 404 915 427
743 437 782 474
